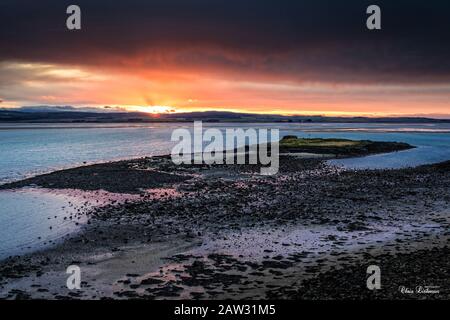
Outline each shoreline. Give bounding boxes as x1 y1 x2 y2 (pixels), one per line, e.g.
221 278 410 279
0 140 449 300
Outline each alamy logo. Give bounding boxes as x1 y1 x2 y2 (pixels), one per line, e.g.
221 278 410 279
171 122 279 175
366 5 381 30
366 265 381 290
66 5 81 30
66 265 81 290
65 5 381 32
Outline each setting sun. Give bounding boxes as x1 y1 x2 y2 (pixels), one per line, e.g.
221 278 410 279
125 105 177 114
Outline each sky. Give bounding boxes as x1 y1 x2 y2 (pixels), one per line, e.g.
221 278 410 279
0 0 449 117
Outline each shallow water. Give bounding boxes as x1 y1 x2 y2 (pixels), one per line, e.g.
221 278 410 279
0 188 90 259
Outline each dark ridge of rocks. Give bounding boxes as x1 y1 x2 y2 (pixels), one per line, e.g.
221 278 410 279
0 137 414 194
0 159 191 193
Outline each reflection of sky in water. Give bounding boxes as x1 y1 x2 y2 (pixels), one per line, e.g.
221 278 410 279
0 189 90 260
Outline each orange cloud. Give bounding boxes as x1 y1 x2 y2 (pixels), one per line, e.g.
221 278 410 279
1 60 449 117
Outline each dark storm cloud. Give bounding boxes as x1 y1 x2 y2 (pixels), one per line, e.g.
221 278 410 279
0 0 449 84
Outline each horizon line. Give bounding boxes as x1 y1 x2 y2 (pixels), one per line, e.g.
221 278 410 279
2 105 450 120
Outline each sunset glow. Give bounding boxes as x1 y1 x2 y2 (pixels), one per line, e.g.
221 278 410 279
1 1 449 118
2 60 449 118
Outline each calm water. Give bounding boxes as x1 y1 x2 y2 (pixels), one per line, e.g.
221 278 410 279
1 122 450 259
1 122 450 183
0 188 91 259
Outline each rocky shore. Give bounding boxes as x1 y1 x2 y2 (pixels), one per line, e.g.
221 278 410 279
0 138 448 300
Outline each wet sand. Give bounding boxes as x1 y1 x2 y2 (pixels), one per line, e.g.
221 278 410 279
0 142 449 300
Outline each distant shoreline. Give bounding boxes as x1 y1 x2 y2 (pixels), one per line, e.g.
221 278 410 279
1 109 450 124
2 120 450 124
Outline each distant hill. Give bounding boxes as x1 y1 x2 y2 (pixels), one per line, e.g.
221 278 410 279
1 108 449 123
